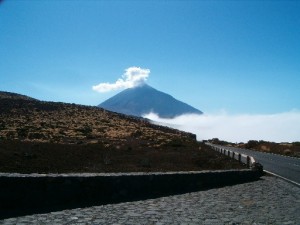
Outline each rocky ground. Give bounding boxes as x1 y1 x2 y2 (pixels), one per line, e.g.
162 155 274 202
0 141 246 173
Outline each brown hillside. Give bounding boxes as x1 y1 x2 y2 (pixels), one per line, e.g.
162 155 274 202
0 91 246 173
0 92 194 147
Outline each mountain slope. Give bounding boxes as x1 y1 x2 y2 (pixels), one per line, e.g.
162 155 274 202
0 91 246 173
0 92 196 146
99 84 203 118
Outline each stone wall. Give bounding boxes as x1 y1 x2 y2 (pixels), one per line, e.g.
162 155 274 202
0 170 263 219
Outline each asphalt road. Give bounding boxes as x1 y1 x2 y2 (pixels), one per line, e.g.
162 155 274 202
207 143 300 185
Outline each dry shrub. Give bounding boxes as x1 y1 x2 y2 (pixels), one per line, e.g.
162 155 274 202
260 145 270 152
284 149 292 156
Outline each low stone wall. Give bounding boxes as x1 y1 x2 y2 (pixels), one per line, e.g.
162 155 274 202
0 170 263 219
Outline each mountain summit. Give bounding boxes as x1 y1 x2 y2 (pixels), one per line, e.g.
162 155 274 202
98 84 203 118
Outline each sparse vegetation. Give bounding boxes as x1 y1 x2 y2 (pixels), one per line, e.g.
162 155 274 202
0 93 195 147
0 91 246 173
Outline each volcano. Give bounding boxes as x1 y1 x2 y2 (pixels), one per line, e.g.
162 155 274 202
98 84 202 118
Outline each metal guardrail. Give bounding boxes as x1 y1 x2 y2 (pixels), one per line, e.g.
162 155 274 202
205 143 263 172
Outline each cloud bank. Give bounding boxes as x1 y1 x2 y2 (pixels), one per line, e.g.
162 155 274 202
143 111 300 143
93 67 150 93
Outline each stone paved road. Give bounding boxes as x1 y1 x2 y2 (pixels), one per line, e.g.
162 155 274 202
1 176 299 225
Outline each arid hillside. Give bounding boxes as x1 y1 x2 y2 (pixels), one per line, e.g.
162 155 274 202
0 91 245 173
0 91 195 147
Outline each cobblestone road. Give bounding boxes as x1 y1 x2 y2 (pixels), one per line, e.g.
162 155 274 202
1 176 299 225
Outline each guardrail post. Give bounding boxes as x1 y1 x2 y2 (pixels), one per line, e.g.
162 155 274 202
238 154 241 163
228 151 230 157
232 152 235 159
247 156 250 167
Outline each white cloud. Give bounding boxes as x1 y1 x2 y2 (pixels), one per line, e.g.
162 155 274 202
143 111 300 143
92 67 150 92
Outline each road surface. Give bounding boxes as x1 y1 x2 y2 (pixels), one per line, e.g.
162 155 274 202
207 143 300 185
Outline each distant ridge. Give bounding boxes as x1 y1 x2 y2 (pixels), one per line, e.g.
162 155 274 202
0 91 36 101
98 84 203 118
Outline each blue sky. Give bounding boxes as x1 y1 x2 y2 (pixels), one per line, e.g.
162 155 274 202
0 0 299 114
